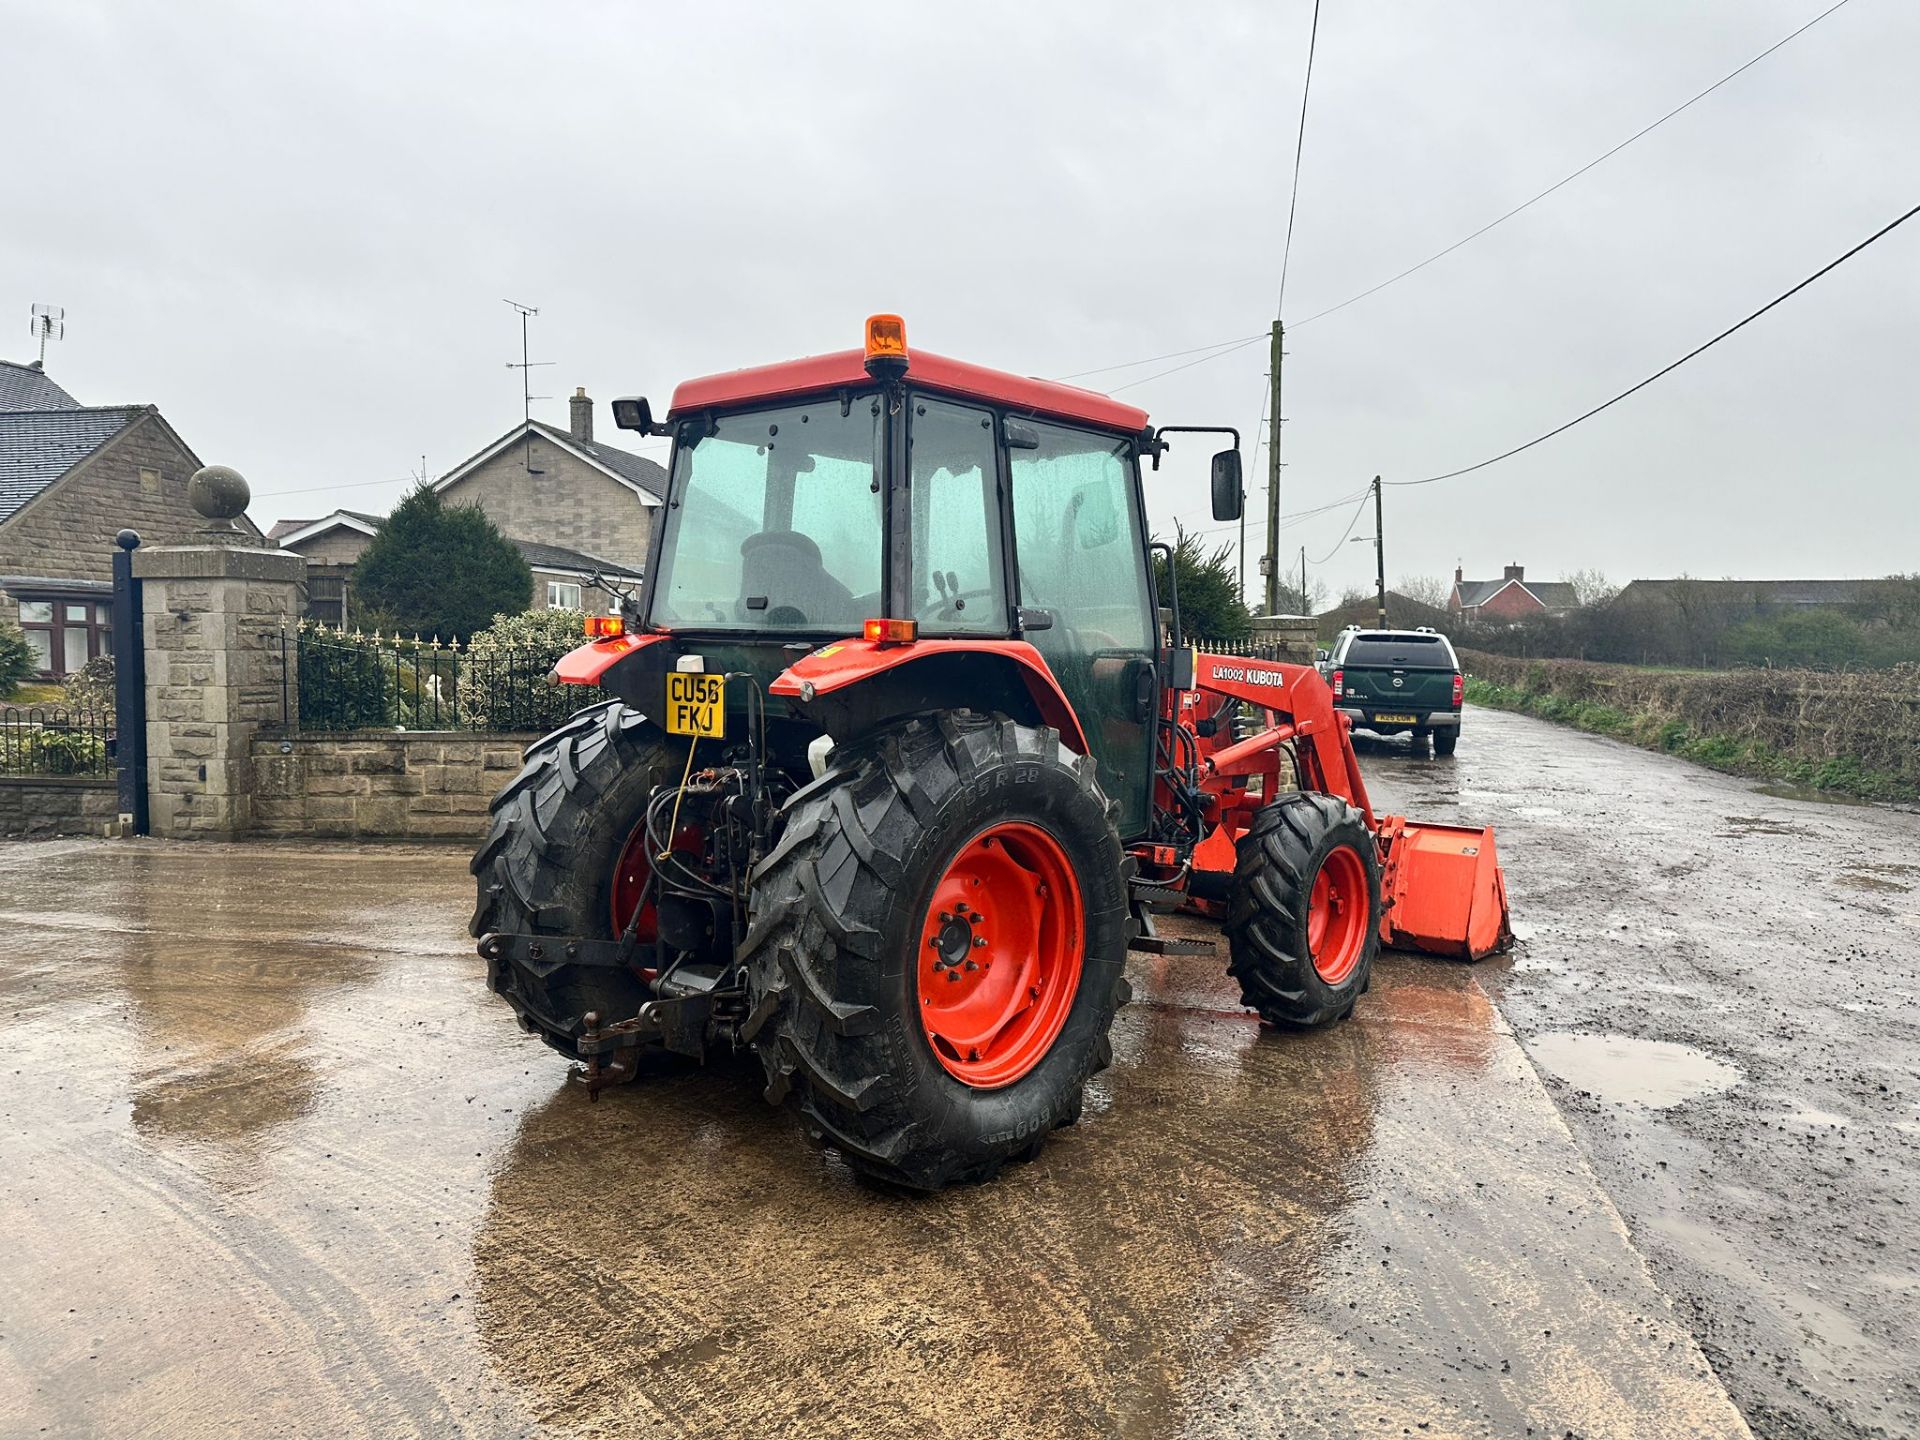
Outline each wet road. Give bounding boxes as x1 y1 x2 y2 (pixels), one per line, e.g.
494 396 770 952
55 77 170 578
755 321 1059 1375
0 818 1751 1438
1362 707 1920 1440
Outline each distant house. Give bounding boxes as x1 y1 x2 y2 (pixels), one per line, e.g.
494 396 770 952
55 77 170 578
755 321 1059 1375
273 510 643 629
1315 590 1454 643
1449 564 1579 622
1614 578 1865 612
1 358 259 679
272 388 661 629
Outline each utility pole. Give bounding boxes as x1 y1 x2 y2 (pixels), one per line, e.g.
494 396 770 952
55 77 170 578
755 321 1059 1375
1299 545 1308 616
1261 319 1285 614
1372 474 1387 629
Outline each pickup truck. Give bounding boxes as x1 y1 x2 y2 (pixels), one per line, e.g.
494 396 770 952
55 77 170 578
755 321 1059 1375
1319 627 1464 756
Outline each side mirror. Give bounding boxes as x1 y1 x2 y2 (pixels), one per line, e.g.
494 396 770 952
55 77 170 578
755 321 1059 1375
1316 648 1331 663
611 396 657 434
1210 449 1243 522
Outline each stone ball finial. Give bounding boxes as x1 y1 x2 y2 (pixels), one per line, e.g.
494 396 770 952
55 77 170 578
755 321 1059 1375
189 465 251 523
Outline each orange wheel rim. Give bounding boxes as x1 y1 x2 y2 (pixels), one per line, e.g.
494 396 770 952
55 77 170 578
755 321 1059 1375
916 821 1084 1089
1307 846 1369 985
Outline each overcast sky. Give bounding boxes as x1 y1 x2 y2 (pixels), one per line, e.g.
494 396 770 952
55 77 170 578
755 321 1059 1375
7 0 1915 600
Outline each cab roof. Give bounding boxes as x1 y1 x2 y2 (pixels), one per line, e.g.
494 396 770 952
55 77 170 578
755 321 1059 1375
667 347 1150 435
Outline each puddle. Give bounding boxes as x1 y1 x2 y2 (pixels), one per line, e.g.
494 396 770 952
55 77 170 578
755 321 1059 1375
1752 783 1873 808
1837 872 1913 894
1525 1032 1742 1109
1721 815 1807 837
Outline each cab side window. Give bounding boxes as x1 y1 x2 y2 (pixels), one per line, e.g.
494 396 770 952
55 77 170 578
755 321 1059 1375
908 399 1007 634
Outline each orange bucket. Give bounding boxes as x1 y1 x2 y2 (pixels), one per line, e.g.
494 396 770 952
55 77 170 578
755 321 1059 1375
1374 816 1513 961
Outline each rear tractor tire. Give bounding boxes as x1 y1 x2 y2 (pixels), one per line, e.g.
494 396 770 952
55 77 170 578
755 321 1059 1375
1225 792 1382 1029
470 701 690 1059
740 712 1132 1190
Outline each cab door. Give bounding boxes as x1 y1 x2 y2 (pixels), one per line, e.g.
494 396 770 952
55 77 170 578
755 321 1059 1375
1005 418 1158 838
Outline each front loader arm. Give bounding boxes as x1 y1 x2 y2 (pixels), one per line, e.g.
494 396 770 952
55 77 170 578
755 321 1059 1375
1187 651 1374 827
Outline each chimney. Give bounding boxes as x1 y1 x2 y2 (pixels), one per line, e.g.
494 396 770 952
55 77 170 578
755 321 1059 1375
1454 565 1464 585
1504 563 1524 582
570 386 593 443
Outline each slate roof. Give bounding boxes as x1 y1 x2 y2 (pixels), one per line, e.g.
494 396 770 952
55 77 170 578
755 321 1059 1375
1455 577 1581 610
0 406 145 525
513 538 643 579
0 360 80 411
1617 578 1864 608
526 420 667 499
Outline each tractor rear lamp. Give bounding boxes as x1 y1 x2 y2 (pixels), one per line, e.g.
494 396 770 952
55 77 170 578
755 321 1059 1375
584 616 625 639
864 313 909 379
863 617 918 648
1452 673 1465 706
1331 668 1343 699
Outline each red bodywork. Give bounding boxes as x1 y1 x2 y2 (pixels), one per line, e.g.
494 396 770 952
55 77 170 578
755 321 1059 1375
1153 647 1511 960
669 348 1150 433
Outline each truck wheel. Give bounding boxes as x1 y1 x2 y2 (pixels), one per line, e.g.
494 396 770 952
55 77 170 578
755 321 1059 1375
1225 793 1381 1029
740 711 1132 1190
1433 729 1458 757
470 701 689 1059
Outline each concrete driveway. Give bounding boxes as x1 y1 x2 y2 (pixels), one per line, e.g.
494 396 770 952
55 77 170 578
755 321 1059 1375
0 808 1749 1438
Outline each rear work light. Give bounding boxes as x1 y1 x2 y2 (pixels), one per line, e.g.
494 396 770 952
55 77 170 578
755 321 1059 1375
584 616 625 639
1331 668 1343 699
864 617 918 647
864 313 908 380
1452 673 1465 706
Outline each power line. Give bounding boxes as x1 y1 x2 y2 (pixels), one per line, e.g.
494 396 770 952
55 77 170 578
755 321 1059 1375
1275 0 1323 319
1107 334 1266 394
1291 0 1855 329
1053 334 1264 381
1306 487 1374 565
1050 0 1851 387
1390 197 1920 489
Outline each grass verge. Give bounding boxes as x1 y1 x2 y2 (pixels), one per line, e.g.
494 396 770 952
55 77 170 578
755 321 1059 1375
1465 677 1914 804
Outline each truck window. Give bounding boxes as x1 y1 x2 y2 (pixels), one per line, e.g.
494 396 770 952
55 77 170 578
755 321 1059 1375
1343 635 1455 669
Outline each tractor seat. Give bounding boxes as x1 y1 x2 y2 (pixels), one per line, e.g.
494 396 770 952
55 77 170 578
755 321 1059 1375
737 530 857 628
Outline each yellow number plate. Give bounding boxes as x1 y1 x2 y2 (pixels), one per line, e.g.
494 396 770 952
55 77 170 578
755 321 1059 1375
665 672 726 738
1373 713 1418 725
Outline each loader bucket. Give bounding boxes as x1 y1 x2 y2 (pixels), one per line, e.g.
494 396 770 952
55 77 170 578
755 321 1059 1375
1374 816 1513 961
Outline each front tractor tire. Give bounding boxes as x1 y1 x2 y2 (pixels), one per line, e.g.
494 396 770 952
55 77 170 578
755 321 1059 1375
740 712 1132 1191
1225 793 1382 1029
470 701 687 1058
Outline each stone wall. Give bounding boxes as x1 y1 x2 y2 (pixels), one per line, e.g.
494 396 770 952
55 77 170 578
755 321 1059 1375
440 432 656 573
251 732 532 839
0 777 120 838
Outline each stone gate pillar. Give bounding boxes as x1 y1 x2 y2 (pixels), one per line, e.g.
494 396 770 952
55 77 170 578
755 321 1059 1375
132 466 304 838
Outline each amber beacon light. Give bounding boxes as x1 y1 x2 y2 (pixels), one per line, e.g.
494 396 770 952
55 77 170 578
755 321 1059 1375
864 314 909 379
584 615 625 639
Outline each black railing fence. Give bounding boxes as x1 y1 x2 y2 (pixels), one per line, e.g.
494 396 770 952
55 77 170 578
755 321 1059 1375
0 706 117 777
291 623 611 734
1194 637 1292 660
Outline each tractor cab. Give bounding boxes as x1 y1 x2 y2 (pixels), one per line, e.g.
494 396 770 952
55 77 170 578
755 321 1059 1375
583 315 1241 841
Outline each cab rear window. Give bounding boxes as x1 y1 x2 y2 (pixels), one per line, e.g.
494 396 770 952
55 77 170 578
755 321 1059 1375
1343 635 1456 669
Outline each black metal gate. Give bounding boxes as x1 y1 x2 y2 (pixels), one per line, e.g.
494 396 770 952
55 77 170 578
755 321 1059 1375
111 530 147 835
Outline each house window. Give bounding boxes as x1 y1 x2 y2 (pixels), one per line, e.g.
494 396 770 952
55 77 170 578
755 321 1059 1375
17 597 112 680
547 581 583 610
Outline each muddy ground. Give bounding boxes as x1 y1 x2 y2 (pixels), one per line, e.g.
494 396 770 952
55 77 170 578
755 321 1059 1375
1362 707 1920 1440
0 702 1912 1437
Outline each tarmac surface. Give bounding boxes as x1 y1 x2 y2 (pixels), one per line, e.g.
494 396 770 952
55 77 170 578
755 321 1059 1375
0 704 1910 1437
1359 708 1920 1440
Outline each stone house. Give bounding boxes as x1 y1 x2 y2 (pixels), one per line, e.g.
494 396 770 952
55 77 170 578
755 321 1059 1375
1449 564 1579 623
1 358 259 679
273 387 661 627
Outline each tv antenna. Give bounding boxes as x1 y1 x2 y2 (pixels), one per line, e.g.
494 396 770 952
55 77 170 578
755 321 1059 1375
503 298 552 474
29 304 64 366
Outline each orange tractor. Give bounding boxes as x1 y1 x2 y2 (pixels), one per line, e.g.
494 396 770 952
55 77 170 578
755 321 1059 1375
472 316 1509 1189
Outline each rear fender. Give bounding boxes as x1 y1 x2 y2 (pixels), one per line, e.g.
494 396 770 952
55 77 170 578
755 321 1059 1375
770 638 1089 753
551 631 669 687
